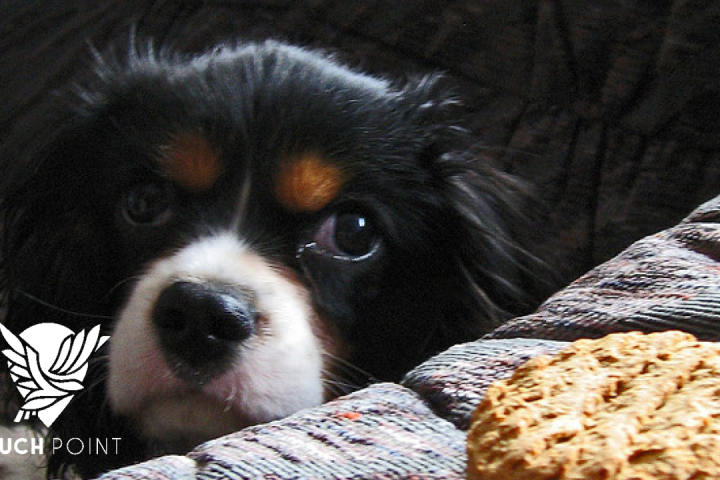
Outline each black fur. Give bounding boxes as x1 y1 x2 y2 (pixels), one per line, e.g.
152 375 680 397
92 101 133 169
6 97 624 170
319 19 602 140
0 41 550 478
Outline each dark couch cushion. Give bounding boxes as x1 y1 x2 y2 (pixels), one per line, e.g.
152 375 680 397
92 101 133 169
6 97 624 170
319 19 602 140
488 194 720 342
402 338 565 430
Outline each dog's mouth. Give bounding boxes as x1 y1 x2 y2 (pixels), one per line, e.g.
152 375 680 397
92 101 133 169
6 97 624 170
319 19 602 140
132 361 297 453
137 381 253 453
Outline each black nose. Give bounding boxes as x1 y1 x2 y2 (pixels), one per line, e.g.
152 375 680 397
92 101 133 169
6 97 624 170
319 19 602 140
152 281 256 377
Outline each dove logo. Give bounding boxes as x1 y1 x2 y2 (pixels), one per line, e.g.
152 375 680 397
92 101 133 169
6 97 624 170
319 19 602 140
0 323 109 429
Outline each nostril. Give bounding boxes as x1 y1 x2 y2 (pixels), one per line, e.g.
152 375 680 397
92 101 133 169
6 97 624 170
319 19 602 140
153 283 194 333
153 305 187 332
207 292 257 343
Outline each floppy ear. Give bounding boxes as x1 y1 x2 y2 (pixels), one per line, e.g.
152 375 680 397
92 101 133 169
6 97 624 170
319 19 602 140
435 148 542 322
1 125 144 479
402 76 554 330
0 121 116 332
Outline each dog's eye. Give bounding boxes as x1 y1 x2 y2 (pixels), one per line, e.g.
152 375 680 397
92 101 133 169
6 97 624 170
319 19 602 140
312 211 380 258
121 182 174 226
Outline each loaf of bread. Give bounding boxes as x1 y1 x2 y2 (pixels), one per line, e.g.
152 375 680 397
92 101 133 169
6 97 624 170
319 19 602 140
467 331 720 480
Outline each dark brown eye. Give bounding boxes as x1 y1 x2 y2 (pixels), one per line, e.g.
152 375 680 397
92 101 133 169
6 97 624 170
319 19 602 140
335 213 378 256
311 211 381 258
121 182 174 226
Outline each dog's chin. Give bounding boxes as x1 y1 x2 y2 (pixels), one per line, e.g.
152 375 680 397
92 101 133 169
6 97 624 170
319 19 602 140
137 390 252 454
116 361 327 453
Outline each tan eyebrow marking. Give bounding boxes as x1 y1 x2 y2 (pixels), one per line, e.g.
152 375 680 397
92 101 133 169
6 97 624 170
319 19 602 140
158 133 223 193
275 153 347 212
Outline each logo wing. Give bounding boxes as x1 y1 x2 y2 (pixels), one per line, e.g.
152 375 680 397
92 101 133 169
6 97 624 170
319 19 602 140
0 323 60 421
0 323 36 391
48 324 109 377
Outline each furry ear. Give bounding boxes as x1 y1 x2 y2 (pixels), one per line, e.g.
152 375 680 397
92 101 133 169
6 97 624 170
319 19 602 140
0 123 116 332
397 74 465 134
0 122 128 477
436 149 546 324
402 75 555 329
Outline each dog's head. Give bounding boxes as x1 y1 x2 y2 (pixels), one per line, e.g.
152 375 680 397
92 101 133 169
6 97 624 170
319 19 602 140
1 41 545 477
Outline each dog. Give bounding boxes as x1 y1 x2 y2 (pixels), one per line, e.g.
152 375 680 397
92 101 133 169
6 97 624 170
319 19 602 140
0 40 547 478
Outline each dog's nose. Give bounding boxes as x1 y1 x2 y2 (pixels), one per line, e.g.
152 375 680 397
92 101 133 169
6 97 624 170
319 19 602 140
152 281 256 374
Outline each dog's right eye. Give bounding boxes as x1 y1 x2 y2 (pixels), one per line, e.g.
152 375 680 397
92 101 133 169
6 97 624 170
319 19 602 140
121 182 174 226
306 210 382 260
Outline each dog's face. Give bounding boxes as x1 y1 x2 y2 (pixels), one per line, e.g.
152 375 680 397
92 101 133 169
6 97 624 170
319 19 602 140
1 42 539 477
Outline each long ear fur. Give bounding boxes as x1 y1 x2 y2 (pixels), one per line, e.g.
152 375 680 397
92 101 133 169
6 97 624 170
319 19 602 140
0 117 133 478
437 148 549 321
402 75 556 332
1 123 117 329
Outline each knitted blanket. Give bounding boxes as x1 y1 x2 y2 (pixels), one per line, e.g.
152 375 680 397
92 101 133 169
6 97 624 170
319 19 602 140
92 194 720 479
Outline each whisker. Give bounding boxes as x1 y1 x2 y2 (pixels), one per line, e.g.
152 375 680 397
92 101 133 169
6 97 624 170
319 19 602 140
223 383 238 413
104 275 143 300
321 377 360 389
322 382 345 398
11 289 113 321
321 353 378 400
322 377 361 394
322 352 378 384
80 372 107 397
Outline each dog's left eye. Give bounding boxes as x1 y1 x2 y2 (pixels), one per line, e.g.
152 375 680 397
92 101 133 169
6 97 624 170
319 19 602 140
309 211 381 259
121 182 174 226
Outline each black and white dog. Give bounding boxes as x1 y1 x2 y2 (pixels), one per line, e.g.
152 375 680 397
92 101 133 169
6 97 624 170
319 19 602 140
0 41 546 477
